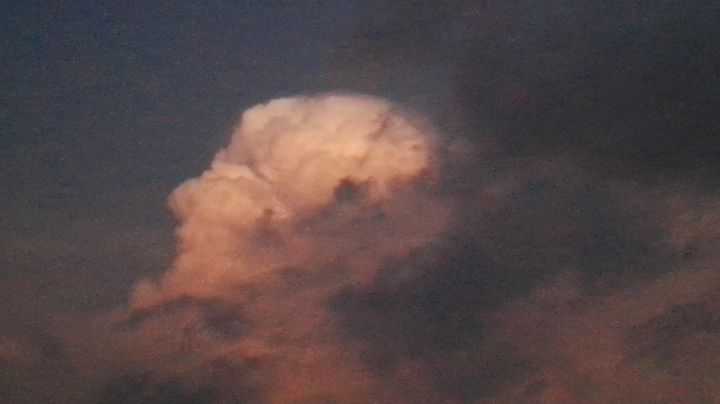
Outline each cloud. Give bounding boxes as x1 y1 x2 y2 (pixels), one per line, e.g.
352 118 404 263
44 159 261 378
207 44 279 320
330 0 720 185
11 5 720 393
130 94 443 305
6 2 719 402
98 94 449 402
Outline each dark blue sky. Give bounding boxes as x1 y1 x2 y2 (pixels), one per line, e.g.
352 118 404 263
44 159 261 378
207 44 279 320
1 1 380 312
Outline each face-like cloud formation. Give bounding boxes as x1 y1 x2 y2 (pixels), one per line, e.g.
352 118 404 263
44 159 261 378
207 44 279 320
111 94 449 402
131 94 440 305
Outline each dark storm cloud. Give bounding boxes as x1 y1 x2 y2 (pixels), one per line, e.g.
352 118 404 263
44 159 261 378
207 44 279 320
314 1 720 401
333 0 720 184
327 165 683 401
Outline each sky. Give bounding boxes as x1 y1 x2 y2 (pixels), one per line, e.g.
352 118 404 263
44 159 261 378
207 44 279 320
2 1 720 403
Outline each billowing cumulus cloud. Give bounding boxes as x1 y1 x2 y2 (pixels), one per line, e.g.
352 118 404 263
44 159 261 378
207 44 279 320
98 94 450 402
131 94 442 306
